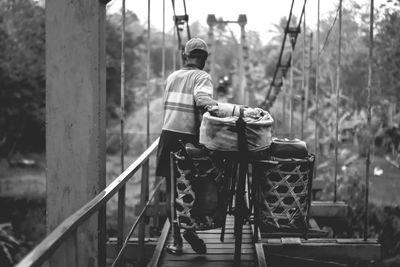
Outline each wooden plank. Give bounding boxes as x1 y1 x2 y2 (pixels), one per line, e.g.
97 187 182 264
281 237 301 245
182 243 254 249
147 220 170 267
164 254 255 261
310 201 348 218
264 238 381 262
192 233 253 239
173 248 254 255
165 261 256 267
251 222 267 267
106 241 156 261
261 229 328 238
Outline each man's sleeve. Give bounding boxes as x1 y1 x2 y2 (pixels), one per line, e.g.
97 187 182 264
194 72 218 108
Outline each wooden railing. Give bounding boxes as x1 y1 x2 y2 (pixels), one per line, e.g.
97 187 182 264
17 138 161 267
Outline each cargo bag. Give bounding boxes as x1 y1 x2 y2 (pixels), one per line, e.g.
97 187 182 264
199 110 274 152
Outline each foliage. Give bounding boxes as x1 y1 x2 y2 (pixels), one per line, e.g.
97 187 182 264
105 11 147 124
0 0 45 156
0 225 20 267
375 4 400 104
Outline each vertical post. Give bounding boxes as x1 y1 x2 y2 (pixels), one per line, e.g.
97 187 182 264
289 51 294 138
301 11 306 139
282 84 287 133
146 0 151 148
207 15 216 94
46 0 106 266
314 0 320 177
138 0 151 264
117 0 126 262
306 32 313 123
334 0 342 203
238 15 248 105
138 162 150 264
364 0 374 242
172 26 177 71
162 0 166 82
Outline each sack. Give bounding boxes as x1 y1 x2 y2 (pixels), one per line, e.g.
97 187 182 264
199 110 274 152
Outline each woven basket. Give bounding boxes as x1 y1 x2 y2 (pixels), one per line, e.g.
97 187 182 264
254 154 315 230
173 151 228 230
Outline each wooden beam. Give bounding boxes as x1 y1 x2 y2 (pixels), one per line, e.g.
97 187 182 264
106 239 157 262
310 201 348 218
263 238 381 263
148 220 170 267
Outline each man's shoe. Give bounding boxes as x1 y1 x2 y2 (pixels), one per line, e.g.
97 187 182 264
183 230 207 254
167 222 183 255
166 242 183 255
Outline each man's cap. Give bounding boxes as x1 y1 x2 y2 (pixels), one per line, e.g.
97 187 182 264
184 38 208 55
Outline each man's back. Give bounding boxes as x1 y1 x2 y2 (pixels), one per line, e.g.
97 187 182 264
162 67 213 135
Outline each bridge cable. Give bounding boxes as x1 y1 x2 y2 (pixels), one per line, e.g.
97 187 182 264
171 0 191 65
289 0 307 137
264 0 295 101
146 0 151 147
320 4 341 54
364 0 374 241
162 0 166 82
301 5 306 139
333 0 342 203
314 0 320 178
117 0 127 260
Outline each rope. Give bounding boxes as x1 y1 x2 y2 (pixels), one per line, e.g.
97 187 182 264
264 0 295 100
171 0 191 64
265 0 307 104
320 4 341 54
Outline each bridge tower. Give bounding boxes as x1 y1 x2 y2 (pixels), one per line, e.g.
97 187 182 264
46 0 107 266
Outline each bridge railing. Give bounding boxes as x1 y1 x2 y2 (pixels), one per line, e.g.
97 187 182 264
17 138 161 267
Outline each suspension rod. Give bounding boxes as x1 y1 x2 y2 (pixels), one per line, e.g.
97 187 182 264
364 0 374 242
334 0 342 203
314 0 320 178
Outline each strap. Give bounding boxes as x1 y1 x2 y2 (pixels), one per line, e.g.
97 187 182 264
236 106 247 152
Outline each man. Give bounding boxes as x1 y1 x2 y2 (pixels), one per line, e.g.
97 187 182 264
155 37 217 255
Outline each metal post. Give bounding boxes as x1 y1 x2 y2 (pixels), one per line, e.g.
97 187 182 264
334 0 342 203
364 0 374 242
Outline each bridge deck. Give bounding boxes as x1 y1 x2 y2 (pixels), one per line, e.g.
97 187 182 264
158 216 257 267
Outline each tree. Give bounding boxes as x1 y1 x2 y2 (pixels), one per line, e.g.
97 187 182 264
0 0 45 156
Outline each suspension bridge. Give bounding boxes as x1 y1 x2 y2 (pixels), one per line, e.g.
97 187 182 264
15 0 384 266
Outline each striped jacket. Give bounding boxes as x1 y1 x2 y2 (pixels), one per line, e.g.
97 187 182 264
162 65 216 135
